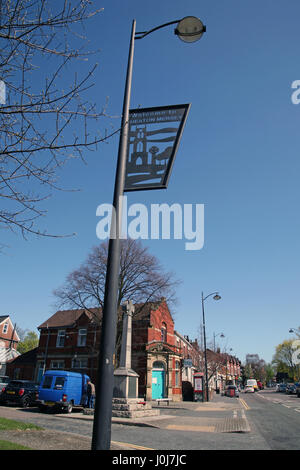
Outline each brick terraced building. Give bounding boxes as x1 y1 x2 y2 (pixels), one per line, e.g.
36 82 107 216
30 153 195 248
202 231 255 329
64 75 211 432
8 299 196 401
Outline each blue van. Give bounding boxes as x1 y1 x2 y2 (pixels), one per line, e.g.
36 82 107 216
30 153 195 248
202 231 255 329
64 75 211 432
38 370 90 413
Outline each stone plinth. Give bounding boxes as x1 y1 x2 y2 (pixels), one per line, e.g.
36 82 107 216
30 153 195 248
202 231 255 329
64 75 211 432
113 367 139 399
111 398 160 418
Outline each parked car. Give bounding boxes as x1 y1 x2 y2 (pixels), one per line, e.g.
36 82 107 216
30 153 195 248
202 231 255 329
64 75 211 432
0 380 39 407
225 385 239 397
291 384 298 394
257 381 264 390
244 385 255 393
38 370 90 413
246 379 258 391
278 383 287 393
0 376 10 391
286 384 297 395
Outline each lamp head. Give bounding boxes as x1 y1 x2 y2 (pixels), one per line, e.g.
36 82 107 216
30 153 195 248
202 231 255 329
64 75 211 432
213 294 221 301
175 16 206 43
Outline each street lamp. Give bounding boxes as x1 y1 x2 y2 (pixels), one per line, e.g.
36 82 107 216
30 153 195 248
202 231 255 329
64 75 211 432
201 291 221 402
213 331 225 352
91 17 206 451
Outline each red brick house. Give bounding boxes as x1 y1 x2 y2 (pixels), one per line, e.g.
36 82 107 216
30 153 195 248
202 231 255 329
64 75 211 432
36 308 101 383
131 299 182 401
16 299 184 401
0 315 20 375
205 349 242 392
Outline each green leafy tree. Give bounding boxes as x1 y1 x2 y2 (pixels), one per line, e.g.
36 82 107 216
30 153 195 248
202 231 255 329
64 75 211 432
265 363 276 384
272 340 300 381
17 331 39 355
244 363 253 380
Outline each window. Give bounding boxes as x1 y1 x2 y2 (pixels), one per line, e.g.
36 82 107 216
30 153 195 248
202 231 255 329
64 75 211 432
42 376 53 389
72 357 88 369
56 330 65 347
153 361 165 370
2 323 8 334
175 360 181 387
54 377 65 389
77 329 87 347
161 322 167 342
50 360 64 369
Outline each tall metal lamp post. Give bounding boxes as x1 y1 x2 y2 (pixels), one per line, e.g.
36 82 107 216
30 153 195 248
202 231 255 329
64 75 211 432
201 291 221 402
213 331 225 352
91 16 206 451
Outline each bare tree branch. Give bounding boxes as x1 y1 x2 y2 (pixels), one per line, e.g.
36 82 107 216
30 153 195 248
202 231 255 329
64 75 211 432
0 1 118 242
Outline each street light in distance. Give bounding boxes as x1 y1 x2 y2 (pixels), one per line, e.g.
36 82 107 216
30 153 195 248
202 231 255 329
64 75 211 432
201 291 222 402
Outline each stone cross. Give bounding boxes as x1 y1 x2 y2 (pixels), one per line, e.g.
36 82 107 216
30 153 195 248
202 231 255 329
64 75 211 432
119 300 135 369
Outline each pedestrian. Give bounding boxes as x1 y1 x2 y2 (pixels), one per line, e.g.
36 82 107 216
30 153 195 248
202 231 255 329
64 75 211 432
86 379 96 409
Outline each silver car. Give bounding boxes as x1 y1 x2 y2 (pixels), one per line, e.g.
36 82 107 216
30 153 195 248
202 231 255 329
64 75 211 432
0 376 10 398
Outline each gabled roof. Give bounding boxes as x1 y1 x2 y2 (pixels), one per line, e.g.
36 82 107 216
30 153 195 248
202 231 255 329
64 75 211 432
0 315 9 324
0 316 20 342
7 347 37 364
38 308 102 329
0 347 20 363
133 301 163 320
38 299 171 329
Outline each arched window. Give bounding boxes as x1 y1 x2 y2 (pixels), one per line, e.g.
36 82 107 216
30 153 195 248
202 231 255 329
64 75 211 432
153 361 165 370
161 322 167 342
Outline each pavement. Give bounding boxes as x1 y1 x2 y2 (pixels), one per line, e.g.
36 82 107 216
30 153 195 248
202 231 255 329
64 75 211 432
0 395 251 450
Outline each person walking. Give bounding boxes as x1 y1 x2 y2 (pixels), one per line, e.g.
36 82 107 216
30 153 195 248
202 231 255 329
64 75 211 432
87 380 96 409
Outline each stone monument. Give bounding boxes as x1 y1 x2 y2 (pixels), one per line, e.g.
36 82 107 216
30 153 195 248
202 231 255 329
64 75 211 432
113 300 139 399
112 300 159 418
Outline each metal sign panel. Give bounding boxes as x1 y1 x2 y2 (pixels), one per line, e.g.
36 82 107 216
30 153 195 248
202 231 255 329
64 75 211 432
124 104 190 191
183 359 193 368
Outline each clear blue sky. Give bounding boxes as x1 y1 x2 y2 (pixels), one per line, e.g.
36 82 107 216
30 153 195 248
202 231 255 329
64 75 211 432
1 0 300 364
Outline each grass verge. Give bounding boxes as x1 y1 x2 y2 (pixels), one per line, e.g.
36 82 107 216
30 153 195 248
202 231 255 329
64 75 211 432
0 417 43 450
0 439 32 450
0 417 42 431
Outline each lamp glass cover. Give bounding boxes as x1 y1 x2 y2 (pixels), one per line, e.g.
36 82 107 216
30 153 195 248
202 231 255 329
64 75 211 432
176 16 205 43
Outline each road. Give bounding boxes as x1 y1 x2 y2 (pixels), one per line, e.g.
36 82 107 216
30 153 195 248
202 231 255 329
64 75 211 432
0 389 299 450
240 388 300 450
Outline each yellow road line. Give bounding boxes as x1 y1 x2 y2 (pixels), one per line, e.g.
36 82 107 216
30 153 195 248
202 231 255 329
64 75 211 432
239 398 250 410
111 441 154 450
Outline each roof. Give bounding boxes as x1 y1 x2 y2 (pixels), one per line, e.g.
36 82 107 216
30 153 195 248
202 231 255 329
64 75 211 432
0 316 20 342
0 347 20 364
133 301 162 320
38 299 170 329
0 315 9 324
38 308 102 329
6 347 37 365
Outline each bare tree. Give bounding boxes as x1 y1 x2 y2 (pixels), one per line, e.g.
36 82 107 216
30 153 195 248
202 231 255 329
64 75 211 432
53 238 181 321
53 238 181 364
0 1 116 241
